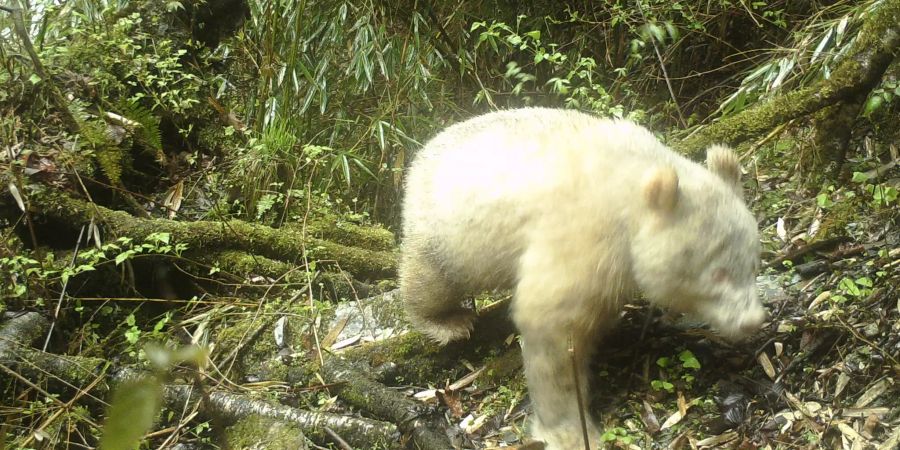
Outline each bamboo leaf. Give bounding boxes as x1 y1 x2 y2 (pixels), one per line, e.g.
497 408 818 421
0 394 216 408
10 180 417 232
7 183 25 212
811 28 833 63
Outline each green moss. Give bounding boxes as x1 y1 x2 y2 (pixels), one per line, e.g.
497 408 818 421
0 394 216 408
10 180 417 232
31 189 398 279
674 0 900 158
816 197 859 241
225 414 308 450
348 331 449 384
210 250 306 285
303 216 395 251
675 86 817 158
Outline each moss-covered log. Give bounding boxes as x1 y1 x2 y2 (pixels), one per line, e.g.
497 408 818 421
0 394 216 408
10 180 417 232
0 312 50 364
322 357 455 450
163 384 399 449
300 214 396 252
225 414 309 450
338 300 518 386
674 0 900 157
203 250 302 284
202 250 375 298
0 312 399 449
311 300 525 450
28 188 397 279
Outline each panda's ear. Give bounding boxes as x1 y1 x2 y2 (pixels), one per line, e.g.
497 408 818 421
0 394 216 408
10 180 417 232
643 166 679 213
706 144 743 196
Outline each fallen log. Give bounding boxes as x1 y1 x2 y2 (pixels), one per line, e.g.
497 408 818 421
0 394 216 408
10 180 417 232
0 311 400 449
27 188 397 279
322 356 455 450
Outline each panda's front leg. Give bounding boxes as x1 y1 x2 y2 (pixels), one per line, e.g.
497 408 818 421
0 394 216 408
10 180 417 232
512 245 618 450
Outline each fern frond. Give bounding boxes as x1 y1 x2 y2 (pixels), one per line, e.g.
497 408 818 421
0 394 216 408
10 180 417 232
94 144 124 185
116 100 163 152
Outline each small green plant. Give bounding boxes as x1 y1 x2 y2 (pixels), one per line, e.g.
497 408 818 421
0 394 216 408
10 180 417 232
62 13 203 115
829 276 874 304
470 17 641 120
816 186 836 209
851 172 899 207
600 426 636 445
862 78 899 117
123 311 173 355
651 379 675 393
0 233 187 305
653 349 702 392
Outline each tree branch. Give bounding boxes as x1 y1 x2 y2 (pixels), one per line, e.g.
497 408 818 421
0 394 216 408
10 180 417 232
675 0 900 157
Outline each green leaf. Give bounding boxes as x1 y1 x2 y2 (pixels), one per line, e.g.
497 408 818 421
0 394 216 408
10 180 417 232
152 313 171 333
881 186 899 204
839 277 861 296
855 277 873 288
664 21 679 41
810 28 833 63
146 232 171 245
647 23 665 43
29 74 42 84
125 327 141 344
115 250 136 265
851 172 869 183
679 350 701 369
816 193 833 208
99 378 163 450
166 2 185 13
863 94 884 117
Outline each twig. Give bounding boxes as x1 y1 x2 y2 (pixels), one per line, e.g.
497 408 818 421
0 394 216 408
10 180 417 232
834 315 900 368
300 167 326 367
635 2 686 128
24 363 107 447
569 336 592 450
323 427 354 450
764 236 851 269
43 225 86 351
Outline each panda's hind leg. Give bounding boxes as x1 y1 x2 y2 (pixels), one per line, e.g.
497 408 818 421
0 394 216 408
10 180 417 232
399 240 475 345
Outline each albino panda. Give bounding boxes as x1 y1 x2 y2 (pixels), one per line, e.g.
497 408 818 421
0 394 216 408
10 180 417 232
399 108 766 450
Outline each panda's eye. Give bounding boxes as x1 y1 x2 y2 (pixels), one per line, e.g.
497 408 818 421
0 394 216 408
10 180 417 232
711 268 730 283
